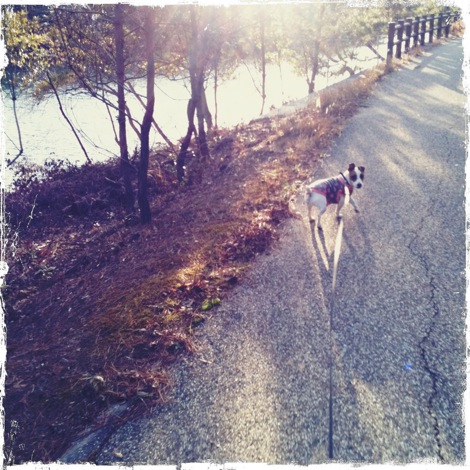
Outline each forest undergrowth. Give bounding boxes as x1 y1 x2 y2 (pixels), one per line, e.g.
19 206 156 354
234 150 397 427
4 62 395 463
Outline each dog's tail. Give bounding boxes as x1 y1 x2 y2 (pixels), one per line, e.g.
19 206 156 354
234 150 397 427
287 184 308 220
288 197 303 220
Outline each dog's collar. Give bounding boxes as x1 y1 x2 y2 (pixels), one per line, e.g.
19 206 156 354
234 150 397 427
340 172 351 186
339 173 354 192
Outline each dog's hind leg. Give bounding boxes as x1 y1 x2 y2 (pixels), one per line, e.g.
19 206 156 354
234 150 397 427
317 206 327 229
307 204 313 222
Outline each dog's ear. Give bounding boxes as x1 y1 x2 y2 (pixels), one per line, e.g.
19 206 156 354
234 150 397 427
348 163 356 171
358 166 365 173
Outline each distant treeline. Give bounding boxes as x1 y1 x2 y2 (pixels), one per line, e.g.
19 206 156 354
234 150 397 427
2 1 458 222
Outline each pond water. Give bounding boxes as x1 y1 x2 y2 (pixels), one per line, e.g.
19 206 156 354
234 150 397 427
1 41 386 186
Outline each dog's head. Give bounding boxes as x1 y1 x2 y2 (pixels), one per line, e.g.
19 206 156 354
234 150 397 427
347 163 365 189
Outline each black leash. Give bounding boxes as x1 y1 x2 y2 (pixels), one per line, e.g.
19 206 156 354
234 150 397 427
328 217 344 459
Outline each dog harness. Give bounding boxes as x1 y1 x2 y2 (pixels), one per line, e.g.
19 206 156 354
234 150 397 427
308 173 353 205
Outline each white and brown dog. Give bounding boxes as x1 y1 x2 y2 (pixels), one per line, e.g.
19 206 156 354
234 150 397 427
306 163 365 229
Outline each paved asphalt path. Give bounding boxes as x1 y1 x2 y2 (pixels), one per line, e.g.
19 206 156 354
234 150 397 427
70 39 466 465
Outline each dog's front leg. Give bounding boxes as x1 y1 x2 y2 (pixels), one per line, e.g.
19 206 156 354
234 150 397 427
336 196 345 220
350 197 360 213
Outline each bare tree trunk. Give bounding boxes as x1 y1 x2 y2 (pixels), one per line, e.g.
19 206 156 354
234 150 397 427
114 3 134 213
177 6 210 182
308 5 325 95
138 7 156 224
308 39 320 94
46 72 92 164
177 99 196 183
196 74 209 158
191 8 209 160
6 78 24 167
213 63 219 129
200 88 213 130
259 12 267 115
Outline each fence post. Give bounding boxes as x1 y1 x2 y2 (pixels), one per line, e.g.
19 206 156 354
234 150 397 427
396 19 404 58
437 12 443 38
420 17 426 45
444 12 451 37
413 16 420 48
405 18 413 52
387 22 395 68
429 14 435 43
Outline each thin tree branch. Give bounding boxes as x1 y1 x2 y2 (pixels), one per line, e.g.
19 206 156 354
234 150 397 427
53 8 98 99
104 99 120 146
127 82 176 155
46 72 92 164
6 79 25 167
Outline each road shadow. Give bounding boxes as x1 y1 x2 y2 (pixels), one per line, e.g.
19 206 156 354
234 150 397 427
309 220 334 302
